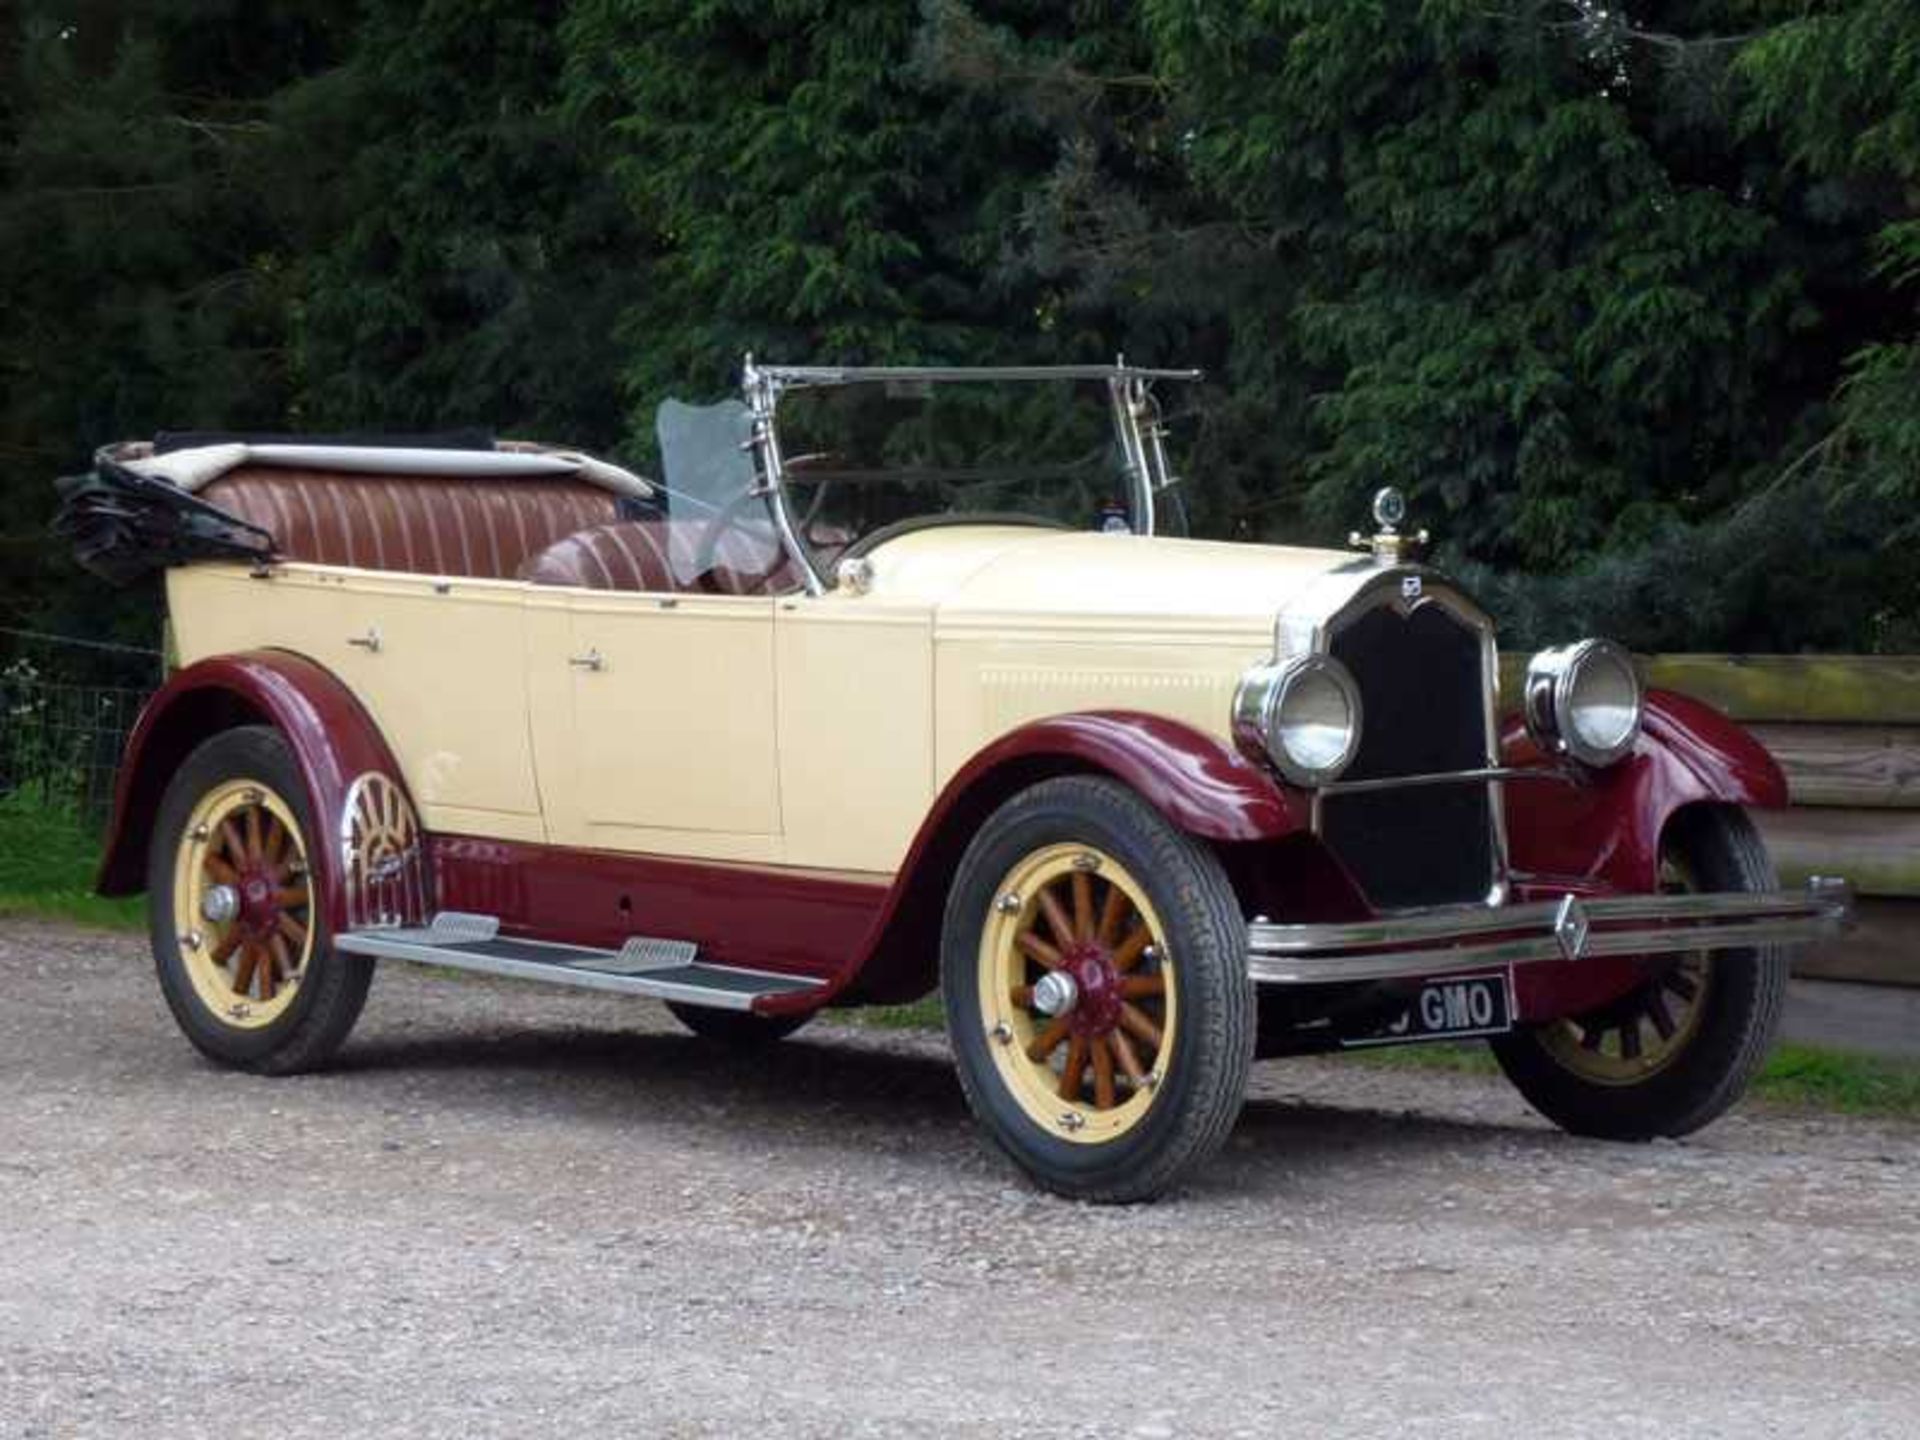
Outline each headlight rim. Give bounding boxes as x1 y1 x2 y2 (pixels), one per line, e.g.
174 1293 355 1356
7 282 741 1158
1523 637 1642 769
1232 653 1364 787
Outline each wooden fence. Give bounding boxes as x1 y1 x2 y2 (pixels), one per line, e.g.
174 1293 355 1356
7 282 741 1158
1548 655 1920 987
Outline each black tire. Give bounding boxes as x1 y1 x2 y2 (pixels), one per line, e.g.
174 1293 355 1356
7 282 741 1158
940 776 1254 1203
147 725 374 1074
666 1002 811 1047
1489 804 1788 1140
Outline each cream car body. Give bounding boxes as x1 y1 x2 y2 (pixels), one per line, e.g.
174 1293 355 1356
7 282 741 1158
166 527 1336 872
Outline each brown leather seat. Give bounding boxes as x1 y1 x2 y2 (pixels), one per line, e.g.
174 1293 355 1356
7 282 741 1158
515 520 799 595
200 463 809 594
200 466 620 579
516 521 679 591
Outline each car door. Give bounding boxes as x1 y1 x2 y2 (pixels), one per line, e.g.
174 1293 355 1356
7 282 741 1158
527 586 783 863
169 564 548 844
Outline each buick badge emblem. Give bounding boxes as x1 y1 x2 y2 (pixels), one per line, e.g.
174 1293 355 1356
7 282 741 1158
1552 895 1592 962
1401 575 1422 600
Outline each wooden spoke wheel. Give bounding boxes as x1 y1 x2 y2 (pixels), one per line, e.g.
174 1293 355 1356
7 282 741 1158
1536 855 1713 1086
941 776 1253 1203
148 726 374 1074
1490 805 1789 1140
171 778 315 1030
979 843 1176 1143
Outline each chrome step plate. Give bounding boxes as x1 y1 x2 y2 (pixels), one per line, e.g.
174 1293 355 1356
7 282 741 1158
335 913 820 1012
571 937 701 975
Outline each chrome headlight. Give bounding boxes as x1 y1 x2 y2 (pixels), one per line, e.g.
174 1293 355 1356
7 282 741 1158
1523 639 1642 768
1232 655 1363 786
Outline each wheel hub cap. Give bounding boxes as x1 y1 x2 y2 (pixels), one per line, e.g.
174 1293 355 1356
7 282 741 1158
1032 969 1078 1018
200 884 240 924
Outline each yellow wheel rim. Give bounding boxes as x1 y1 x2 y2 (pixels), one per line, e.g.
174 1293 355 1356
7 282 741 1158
1539 852 1714 1085
170 778 316 1030
978 844 1176 1145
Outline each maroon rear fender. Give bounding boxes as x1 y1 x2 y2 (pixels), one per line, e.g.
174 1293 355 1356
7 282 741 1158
1502 688 1788 894
829 711 1304 1006
99 650 427 931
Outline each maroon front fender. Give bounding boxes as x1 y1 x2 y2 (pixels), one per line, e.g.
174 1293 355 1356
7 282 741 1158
826 711 1303 1006
1503 688 1788 895
99 650 422 930
944 711 1304 844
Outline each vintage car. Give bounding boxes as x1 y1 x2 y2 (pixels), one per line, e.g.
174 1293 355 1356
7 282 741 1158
61 360 1852 1201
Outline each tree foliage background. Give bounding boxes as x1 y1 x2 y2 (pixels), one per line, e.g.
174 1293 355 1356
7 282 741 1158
3 0 1916 664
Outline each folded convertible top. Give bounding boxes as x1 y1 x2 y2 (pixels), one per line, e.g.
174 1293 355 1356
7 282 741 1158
53 435 654 585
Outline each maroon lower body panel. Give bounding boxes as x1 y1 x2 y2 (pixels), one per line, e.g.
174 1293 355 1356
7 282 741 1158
1510 953 1652 1023
423 837 1710 1027
428 835 890 987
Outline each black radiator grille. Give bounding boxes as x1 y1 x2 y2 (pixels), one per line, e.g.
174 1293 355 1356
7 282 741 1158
1319 600 1496 909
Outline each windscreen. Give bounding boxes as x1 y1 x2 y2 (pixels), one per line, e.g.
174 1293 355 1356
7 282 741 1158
654 397 782 586
770 379 1155 554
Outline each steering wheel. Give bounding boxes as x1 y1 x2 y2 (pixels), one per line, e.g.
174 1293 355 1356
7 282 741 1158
689 488 787 594
689 455 842 593
784 452 839 546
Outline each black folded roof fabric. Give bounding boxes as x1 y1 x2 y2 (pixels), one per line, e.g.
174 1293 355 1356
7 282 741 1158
52 457 277 585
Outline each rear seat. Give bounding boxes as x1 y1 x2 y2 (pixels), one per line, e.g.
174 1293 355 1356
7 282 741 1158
200 466 620 580
201 465 803 595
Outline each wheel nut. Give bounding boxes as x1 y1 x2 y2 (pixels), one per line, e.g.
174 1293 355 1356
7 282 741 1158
995 892 1022 915
1032 970 1079 1018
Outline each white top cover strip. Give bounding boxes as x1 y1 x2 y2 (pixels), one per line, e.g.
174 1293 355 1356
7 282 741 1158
122 443 653 499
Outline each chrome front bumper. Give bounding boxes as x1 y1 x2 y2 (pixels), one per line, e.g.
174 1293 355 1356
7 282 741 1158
1246 877 1854 985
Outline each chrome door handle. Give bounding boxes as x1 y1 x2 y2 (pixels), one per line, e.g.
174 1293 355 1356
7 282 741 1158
568 648 605 672
346 627 381 653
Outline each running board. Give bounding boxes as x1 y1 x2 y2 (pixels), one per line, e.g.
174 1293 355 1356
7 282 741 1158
334 912 824 1012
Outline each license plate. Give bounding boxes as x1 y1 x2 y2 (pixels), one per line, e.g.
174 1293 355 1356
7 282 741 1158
1340 970 1514 1049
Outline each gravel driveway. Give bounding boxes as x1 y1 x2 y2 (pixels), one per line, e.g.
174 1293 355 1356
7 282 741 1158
2 917 1916 1438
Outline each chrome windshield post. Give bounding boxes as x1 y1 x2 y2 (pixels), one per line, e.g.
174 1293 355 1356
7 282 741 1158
1104 359 1189 537
741 354 827 597
1105 359 1156 536
1137 384 1182 525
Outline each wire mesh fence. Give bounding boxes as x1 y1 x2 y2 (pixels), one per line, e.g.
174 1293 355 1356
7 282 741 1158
1 628 162 824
